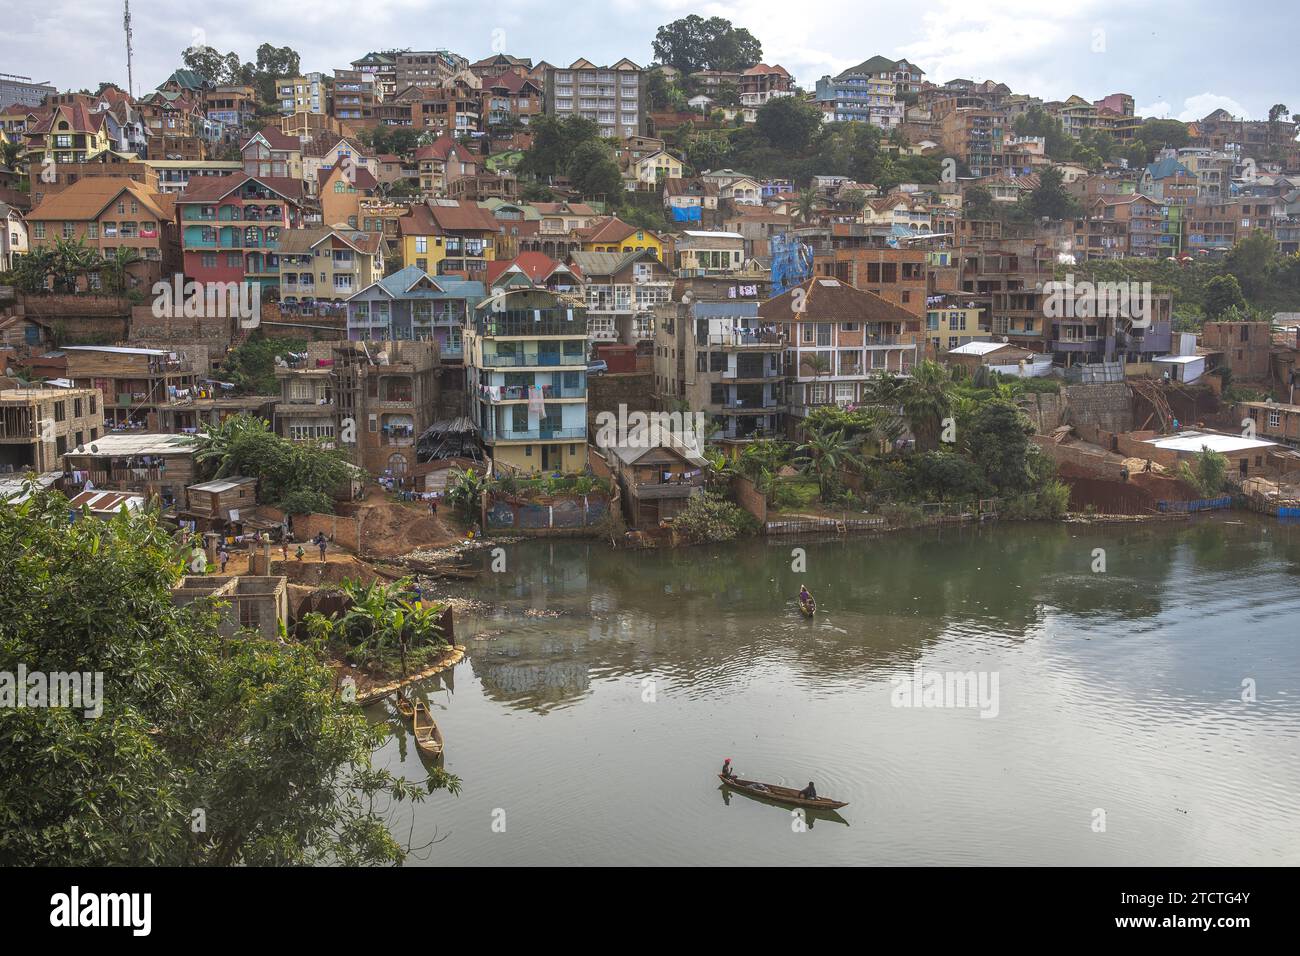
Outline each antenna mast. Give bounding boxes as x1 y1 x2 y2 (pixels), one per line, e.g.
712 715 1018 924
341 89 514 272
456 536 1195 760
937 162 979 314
123 1 134 98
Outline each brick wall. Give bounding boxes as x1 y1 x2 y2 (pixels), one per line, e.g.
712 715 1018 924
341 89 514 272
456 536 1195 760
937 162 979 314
1062 383 1133 433
729 473 767 524
587 371 655 431
290 511 364 552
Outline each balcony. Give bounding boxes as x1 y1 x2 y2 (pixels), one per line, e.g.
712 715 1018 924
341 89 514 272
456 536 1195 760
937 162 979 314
707 329 784 348
495 384 586 400
632 480 705 500
476 309 587 337
480 352 587 368
485 426 586 442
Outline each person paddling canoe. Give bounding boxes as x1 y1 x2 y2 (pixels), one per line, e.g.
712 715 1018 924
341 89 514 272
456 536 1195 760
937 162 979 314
799 585 815 613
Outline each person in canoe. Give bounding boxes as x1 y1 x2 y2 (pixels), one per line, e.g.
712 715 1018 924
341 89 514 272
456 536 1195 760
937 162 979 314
798 781 818 800
799 585 814 612
721 757 736 780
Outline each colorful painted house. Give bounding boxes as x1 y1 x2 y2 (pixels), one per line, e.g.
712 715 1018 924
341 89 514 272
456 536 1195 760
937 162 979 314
175 172 305 289
346 265 485 360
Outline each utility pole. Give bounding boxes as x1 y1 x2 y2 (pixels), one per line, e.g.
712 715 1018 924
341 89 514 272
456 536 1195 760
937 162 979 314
123 0 134 98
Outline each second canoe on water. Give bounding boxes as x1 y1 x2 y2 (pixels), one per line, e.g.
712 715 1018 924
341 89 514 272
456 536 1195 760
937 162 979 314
718 774 847 810
395 694 414 721
412 699 444 757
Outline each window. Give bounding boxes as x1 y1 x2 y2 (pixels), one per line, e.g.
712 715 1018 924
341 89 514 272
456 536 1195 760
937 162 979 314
1268 409 1281 428
415 236 427 253
33 223 45 239
62 222 75 238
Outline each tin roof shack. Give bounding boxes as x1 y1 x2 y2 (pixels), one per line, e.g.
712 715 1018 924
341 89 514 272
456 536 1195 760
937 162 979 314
0 387 104 473
943 340 1036 373
61 345 200 430
1151 354 1205 383
601 425 707 528
63 432 197 511
172 574 288 640
68 489 146 518
1139 429 1283 481
185 476 258 529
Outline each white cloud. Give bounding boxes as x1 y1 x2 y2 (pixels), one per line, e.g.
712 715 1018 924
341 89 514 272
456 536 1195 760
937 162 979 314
1137 101 1171 119
1176 93 1250 122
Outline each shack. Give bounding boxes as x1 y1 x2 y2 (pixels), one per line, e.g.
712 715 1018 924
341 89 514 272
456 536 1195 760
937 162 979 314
62 432 197 512
185 476 259 527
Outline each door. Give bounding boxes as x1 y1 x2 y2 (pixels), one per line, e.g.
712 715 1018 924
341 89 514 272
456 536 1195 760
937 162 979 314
541 444 558 471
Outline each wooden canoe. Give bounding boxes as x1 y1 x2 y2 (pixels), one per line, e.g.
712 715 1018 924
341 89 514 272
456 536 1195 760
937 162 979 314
718 774 846 810
799 597 816 617
412 699 444 757
394 694 414 721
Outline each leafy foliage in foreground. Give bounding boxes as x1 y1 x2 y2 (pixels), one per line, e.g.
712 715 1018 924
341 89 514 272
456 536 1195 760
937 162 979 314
0 490 455 865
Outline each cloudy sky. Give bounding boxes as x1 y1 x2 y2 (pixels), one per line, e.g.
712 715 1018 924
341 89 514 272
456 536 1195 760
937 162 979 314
3 0 1293 122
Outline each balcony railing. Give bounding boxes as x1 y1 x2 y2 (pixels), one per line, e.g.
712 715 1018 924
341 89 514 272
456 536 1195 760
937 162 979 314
475 309 587 337
484 426 586 442
495 384 586 400
480 352 587 367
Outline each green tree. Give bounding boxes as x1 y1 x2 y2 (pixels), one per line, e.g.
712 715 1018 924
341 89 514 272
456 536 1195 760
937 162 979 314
1179 447 1228 497
519 115 602 180
756 96 823 153
963 185 996 220
1024 166 1081 221
0 489 456 866
567 140 624 199
964 400 1035 493
900 360 954 450
652 16 763 74
1204 274 1247 318
1225 230 1279 301
795 426 863 501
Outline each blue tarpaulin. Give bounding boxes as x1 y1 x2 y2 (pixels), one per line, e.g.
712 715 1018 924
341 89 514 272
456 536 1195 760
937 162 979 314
672 206 702 222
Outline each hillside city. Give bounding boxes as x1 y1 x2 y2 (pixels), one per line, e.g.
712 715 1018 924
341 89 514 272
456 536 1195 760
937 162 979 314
0 13 1298 874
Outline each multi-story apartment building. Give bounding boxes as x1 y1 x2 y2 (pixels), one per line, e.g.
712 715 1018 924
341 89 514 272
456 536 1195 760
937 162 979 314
570 249 673 345
274 339 440 476
465 288 589 473
331 70 377 125
814 56 921 127
1045 287 1173 367
278 73 328 116
25 177 179 289
0 202 27 271
351 52 398 99
1192 108 1297 154
62 345 200 430
204 85 257 135
1185 199 1240 255
346 265 485 363
1074 194 1168 259
399 198 499 279
738 64 793 108
482 72 543 129
813 246 928 326
939 108 1008 177
403 77 483 138
544 59 646 139
394 51 470 89
278 227 384 308
176 172 306 289
0 73 56 109
653 298 784 441
674 230 746 275
954 233 1054 349
0 387 103 472
759 276 918 429
1239 400 1300 447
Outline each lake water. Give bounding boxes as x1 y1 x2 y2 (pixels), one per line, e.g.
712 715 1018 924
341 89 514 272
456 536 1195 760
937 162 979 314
370 517 1300 866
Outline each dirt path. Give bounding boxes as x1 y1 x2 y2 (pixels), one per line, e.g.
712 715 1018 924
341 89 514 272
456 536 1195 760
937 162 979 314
346 484 466 558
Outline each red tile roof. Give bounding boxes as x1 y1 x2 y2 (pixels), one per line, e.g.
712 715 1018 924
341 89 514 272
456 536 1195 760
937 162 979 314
176 172 304 205
317 164 379 192
244 126 299 152
759 276 916 325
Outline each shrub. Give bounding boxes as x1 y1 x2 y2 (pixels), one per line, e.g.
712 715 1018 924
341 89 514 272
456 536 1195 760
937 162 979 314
673 492 758 543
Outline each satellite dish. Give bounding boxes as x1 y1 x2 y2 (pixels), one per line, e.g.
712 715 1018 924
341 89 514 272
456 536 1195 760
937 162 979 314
90 444 99 454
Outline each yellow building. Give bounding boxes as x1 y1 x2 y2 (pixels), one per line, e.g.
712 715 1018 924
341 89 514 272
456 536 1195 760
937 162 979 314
627 149 683 188
23 103 114 166
926 299 986 354
576 216 666 257
399 199 499 280
278 227 385 306
464 288 589 474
